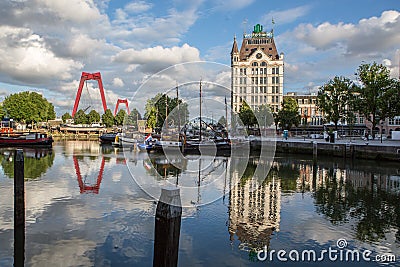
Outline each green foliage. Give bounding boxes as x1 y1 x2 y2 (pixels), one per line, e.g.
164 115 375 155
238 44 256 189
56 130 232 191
101 109 115 127
317 76 354 130
115 109 127 126
276 97 301 130
238 101 256 129
255 104 274 128
354 62 395 138
3 91 56 123
73 109 88 124
145 94 189 129
0 105 5 121
62 112 72 123
87 110 100 124
1 150 55 179
124 108 142 129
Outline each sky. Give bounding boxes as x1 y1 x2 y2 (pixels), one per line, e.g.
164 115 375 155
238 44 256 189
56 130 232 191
0 0 399 116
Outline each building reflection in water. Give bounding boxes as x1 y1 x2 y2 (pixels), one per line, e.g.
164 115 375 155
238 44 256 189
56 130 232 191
274 156 400 243
227 155 400 252
228 156 281 252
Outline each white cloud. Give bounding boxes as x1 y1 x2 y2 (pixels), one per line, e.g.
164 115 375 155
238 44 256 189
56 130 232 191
113 77 125 87
125 1 153 13
261 5 311 26
112 43 201 73
111 7 199 47
0 25 83 84
67 34 106 57
38 0 102 23
295 10 400 56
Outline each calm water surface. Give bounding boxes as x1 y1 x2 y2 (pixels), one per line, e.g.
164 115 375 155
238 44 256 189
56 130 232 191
0 140 399 266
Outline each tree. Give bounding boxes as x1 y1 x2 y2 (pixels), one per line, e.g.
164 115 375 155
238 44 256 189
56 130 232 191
74 109 88 124
62 112 72 123
124 108 142 129
3 91 56 123
87 110 100 124
144 93 189 130
354 62 395 138
238 101 257 130
47 103 56 120
115 109 127 126
255 104 274 129
101 109 115 127
317 76 354 130
276 97 301 130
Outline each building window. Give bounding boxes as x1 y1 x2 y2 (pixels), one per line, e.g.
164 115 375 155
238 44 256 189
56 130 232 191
252 62 258 66
272 67 279 74
261 62 267 66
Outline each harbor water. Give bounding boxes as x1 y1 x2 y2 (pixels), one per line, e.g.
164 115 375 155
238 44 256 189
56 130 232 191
0 140 399 266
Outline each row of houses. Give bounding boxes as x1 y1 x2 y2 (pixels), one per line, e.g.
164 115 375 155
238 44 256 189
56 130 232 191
284 92 400 137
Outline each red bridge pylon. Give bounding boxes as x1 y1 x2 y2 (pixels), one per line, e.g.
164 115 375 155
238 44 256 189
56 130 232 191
114 98 130 116
72 72 108 117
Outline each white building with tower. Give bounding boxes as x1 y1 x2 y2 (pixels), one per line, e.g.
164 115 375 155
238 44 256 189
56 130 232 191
231 23 284 113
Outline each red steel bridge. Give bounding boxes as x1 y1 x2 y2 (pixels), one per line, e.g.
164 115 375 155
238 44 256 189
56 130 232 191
72 72 130 117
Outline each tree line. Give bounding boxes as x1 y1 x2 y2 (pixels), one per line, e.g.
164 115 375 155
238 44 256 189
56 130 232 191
62 108 142 128
0 91 56 124
237 62 400 136
317 62 400 138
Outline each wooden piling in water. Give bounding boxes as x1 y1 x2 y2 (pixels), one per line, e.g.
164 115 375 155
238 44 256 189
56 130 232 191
312 141 318 164
153 188 182 267
14 149 25 267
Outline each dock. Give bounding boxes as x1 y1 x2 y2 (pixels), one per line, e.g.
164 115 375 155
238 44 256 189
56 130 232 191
274 138 400 161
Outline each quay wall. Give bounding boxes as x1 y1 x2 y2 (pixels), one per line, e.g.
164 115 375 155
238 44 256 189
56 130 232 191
274 140 400 162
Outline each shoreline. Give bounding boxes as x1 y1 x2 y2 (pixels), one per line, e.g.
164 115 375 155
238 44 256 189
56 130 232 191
273 137 400 162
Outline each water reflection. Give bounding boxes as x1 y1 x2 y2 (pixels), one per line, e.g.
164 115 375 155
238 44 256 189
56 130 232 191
0 141 399 266
0 148 54 179
73 156 105 194
273 155 400 246
228 157 281 253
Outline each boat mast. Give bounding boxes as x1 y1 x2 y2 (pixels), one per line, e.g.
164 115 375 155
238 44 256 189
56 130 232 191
176 83 180 134
165 94 168 130
225 96 228 135
199 79 202 142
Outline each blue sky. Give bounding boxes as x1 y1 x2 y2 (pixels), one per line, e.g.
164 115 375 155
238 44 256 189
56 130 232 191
0 0 399 115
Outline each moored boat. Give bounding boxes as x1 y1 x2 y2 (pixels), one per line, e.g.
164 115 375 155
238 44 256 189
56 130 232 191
137 134 156 152
99 132 117 144
0 132 53 148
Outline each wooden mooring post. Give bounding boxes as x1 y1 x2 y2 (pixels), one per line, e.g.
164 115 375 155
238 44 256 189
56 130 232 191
153 188 182 267
312 141 318 164
14 149 25 267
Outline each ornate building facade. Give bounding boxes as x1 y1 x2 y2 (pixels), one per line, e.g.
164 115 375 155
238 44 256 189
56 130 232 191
231 24 284 113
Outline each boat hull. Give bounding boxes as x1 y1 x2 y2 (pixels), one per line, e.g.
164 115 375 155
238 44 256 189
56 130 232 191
0 137 53 148
99 133 117 144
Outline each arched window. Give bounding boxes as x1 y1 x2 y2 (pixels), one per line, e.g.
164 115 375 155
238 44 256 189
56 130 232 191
251 62 258 66
261 62 267 66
